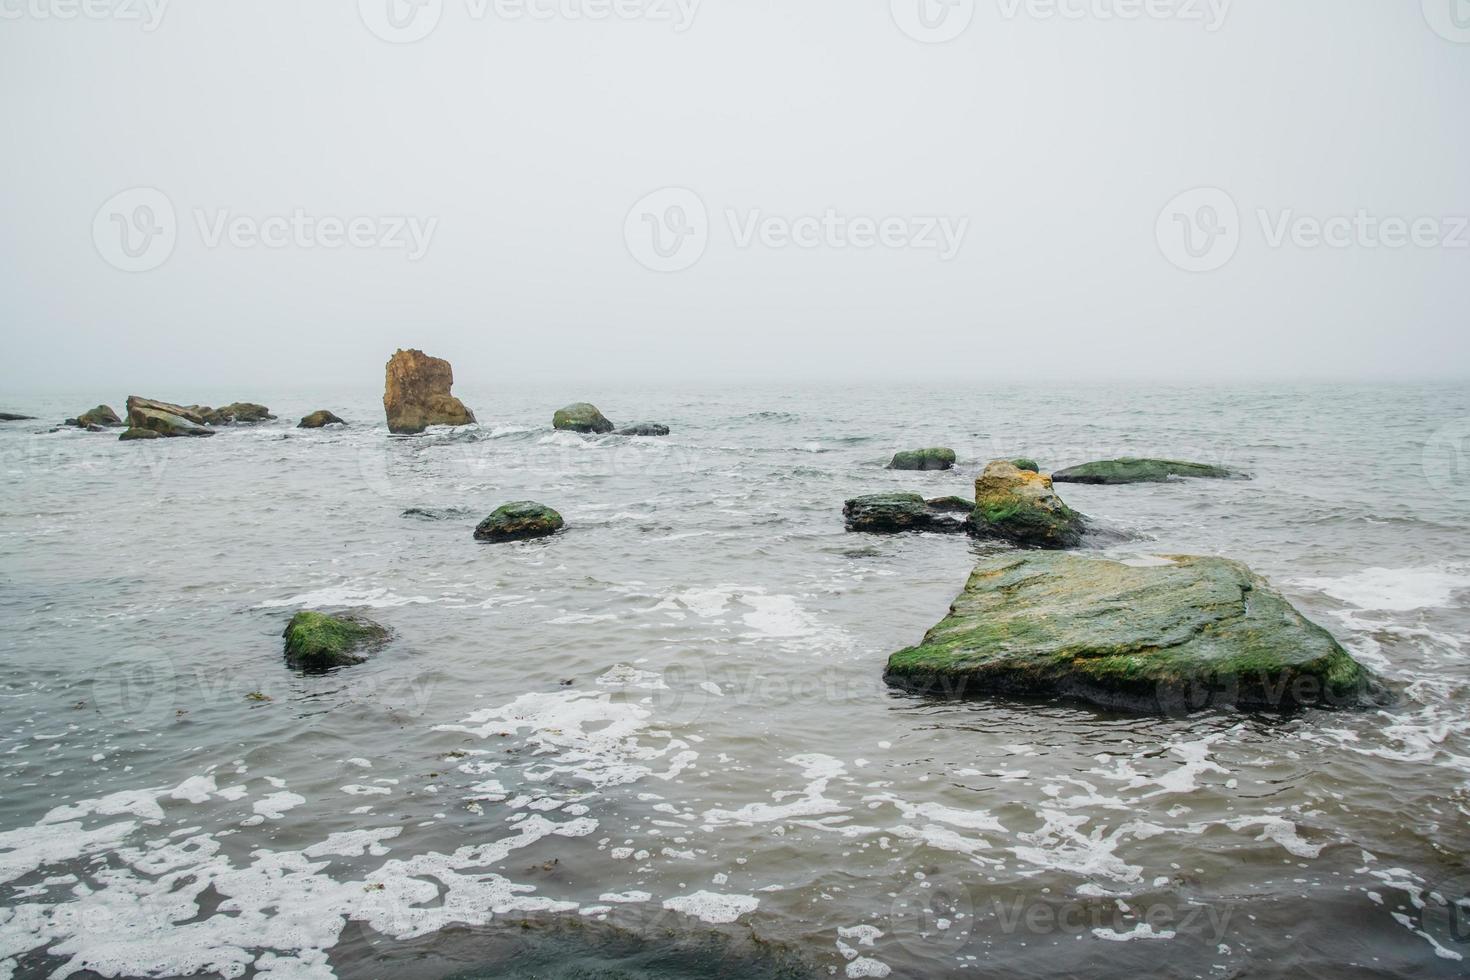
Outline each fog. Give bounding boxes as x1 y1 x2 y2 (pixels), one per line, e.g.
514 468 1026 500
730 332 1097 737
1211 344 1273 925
2 0 1467 391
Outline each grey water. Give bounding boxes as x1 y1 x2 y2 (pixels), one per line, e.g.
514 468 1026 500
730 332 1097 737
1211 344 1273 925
2 381 1469 979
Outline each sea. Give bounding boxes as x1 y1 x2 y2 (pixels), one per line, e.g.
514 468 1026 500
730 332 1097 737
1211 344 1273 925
1 381 1468 979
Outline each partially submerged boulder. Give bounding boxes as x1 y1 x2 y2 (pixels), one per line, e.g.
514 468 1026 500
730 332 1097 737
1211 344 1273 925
1052 458 1244 484
118 427 161 441
474 501 565 543
199 402 274 425
298 410 346 429
0 412 34 422
926 495 974 513
124 396 215 438
966 460 1085 549
554 403 614 434
617 422 670 437
844 492 965 534
888 448 956 472
283 611 389 670
884 553 1381 714
66 405 122 429
384 349 476 435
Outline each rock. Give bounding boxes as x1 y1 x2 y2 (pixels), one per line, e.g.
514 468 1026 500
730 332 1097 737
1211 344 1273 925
966 460 1085 549
124 396 215 438
474 502 565 543
884 553 1382 714
383 349 476 435
1011 458 1040 472
1052 457 1245 484
118 427 161 441
844 492 966 534
402 506 474 521
298 410 346 429
66 405 123 428
553 403 614 434
888 448 957 471
282 610 389 670
926 495 974 513
617 422 670 437
200 402 275 425
0 412 34 422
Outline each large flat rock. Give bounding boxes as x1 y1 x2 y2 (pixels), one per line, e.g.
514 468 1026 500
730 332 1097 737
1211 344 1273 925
884 553 1380 714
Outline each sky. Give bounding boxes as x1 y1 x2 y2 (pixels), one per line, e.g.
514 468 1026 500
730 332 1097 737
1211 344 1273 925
1 0 1467 391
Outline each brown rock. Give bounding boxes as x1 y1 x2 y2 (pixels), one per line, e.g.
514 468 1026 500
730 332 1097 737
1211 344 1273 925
383 349 476 435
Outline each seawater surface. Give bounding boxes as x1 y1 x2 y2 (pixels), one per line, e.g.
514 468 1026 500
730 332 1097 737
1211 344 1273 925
2 382 1469 979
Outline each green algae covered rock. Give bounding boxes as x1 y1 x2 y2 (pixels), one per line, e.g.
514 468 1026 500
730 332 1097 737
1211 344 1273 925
475 501 565 542
884 553 1382 714
1052 457 1244 485
966 460 1085 549
1011 458 1040 472
553 403 615 434
298 410 346 429
283 611 389 669
118 427 161 441
888 448 957 472
844 492 965 534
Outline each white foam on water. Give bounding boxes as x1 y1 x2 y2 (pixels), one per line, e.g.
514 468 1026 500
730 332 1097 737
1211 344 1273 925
1092 923 1176 942
1297 566 1470 612
702 755 847 828
257 587 434 609
661 891 758 924
845 956 892 977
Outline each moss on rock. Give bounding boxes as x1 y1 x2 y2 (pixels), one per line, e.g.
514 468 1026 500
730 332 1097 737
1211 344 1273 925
884 553 1383 714
888 448 957 471
1052 458 1245 484
1011 458 1040 472
475 501 565 542
283 611 389 670
553 403 614 434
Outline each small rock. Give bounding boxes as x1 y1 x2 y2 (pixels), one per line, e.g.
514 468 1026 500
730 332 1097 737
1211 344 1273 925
66 405 123 428
0 412 34 422
200 402 275 425
553 403 614 434
1051 457 1245 484
118 427 162 441
966 460 1086 549
888 448 957 471
282 611 389 670
844 492 965 534
925 495 973 513
616 422 670 437
474 502 565 543
1011 458 1040 472
298 410 347 429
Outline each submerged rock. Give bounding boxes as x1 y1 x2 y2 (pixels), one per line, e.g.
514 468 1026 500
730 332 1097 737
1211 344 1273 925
0 412 34 422
844 492 965 534
553 402 614 434
66 405 122 428
888 448 957 471
474 501 565 542
926 495 974 513
198 402 274 425
124 396 215 438
966 460 1085 549
283 610 389 670
1052 457 1244 484
298 410 346 429
884 553 1381 714
1011 458 1040 472
117 427 161 441
617 422 670 437
402 506 474 521
384 349 477 435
